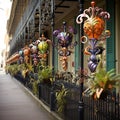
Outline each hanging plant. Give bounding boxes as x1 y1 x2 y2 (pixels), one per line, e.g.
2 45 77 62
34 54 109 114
32 80 39 96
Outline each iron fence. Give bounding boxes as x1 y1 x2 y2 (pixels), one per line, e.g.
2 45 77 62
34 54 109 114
83 94 120 120
14 74 120 120
38 83 52 106
53 81 120 120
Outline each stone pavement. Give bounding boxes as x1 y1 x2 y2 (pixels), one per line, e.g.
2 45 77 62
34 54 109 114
0 70 58 120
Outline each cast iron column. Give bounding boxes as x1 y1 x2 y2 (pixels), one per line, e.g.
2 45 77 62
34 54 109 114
78 0 84 120
50 0 55 111
51 0 55 74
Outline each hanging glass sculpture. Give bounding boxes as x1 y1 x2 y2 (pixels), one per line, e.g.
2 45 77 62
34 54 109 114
37 34 50 66
23 45 30 63
76 1 110 72
53 22 77 71
29 42 38 65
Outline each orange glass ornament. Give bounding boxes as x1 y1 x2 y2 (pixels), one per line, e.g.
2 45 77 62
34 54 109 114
24 47 30 56
84 17 105 39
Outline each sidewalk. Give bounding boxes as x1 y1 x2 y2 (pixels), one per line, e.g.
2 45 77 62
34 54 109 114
0 70 58 120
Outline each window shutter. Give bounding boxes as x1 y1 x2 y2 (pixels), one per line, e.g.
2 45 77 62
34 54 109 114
106 0 116 71
75 23 80 72
54 37 58 72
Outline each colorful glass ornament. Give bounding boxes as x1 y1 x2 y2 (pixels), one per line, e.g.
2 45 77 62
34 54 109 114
37 34 50 66
53 22 76 71
76 1 110 72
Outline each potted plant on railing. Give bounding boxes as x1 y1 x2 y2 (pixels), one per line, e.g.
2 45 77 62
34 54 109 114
56 84 69 113
6 64 19 77
38 66 53 85
19 63 34 78
83 61 120 100
17 63 34 86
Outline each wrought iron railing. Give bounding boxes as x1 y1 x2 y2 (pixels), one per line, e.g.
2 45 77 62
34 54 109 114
83 94 120 120
38 83 51 106
13 72 120 120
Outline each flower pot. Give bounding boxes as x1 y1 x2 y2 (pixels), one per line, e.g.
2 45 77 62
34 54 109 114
42 78 51 85
93 88 111 100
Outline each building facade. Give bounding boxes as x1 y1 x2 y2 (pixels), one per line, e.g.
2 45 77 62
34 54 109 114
5 0 120 75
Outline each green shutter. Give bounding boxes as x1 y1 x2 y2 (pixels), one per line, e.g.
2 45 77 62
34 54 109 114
54 38 58 72
75 22 80 72
106 0 116 71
